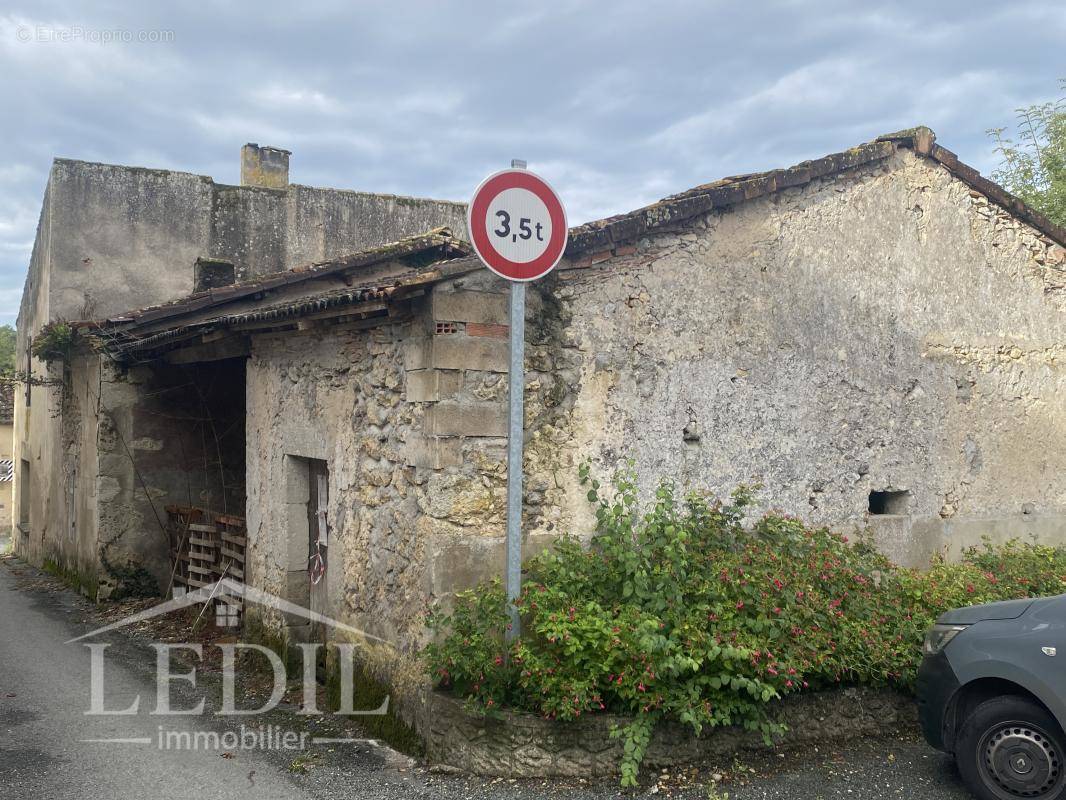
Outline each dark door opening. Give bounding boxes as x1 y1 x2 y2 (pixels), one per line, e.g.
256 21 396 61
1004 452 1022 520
307 458 329 672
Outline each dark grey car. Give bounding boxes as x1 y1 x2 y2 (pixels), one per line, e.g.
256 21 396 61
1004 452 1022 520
918 595 1066 799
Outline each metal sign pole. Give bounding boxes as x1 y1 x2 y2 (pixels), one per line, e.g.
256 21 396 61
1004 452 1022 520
505 279 525 642
469 157 565 647
505 156 527 644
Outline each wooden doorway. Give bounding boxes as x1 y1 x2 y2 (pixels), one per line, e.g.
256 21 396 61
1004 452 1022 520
306 459 329 644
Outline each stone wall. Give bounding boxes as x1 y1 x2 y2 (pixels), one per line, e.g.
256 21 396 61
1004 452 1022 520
14 353 100 583
22 157 468 325
424 688 917 778
245 316 428 726
516 149 1066 568
0 421 12 533
16 351 245 597
240 277 588 731
13 153 467 579
361 148 1066 597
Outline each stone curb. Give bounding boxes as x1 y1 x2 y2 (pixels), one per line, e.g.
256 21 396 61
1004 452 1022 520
423 687 918 778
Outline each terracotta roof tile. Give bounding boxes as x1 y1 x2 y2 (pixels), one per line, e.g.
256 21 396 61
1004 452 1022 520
565 128 1066 254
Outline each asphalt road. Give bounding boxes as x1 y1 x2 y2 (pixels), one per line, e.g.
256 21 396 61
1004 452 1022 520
0 546 977 800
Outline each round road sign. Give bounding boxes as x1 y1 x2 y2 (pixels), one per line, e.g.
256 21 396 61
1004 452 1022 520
467 168 568 282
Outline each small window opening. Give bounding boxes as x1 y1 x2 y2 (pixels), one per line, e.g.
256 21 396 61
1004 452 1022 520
434 321 459 335
194 257 236 293
869 489 910 515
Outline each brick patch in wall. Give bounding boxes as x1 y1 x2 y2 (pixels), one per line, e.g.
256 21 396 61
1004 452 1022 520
466 322 509 338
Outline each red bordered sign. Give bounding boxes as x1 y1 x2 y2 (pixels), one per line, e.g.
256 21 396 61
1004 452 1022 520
467 169 568 282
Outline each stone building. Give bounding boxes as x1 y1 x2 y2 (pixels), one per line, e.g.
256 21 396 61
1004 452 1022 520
53 127 1066 738
13 143 466 593
12 128 1066 742
0 384 13 534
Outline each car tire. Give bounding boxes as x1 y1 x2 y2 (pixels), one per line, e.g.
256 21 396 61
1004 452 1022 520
956 695 1066 800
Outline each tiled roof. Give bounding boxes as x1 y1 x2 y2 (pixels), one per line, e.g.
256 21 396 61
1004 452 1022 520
102 227 470 329
87 228 475 359
84 127 1066 362
565 127 1066 257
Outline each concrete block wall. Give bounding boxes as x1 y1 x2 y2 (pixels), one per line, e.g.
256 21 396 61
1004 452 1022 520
402 285 511 470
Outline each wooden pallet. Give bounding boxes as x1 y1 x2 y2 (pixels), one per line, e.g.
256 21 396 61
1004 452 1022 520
165 505 248 620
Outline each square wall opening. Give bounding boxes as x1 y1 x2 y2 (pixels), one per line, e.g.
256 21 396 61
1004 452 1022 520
869 490 910 515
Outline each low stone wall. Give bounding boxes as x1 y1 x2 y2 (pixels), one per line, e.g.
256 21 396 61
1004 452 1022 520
424 687 917 778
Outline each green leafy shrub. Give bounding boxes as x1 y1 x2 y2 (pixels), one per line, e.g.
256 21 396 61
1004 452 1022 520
31 320 76 362
424 465 1066 785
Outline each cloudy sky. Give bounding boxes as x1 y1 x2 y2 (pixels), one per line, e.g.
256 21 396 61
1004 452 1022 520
0 1 1063 327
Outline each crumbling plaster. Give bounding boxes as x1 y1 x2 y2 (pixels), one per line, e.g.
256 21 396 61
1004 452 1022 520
543 149 1066 566
240 147 1066 738
13 154 467 581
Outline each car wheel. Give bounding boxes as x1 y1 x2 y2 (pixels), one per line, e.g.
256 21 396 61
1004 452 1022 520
957 695 1066 800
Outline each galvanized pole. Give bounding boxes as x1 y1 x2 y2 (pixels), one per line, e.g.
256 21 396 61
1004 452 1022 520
505 281 525 642
505 157 527 643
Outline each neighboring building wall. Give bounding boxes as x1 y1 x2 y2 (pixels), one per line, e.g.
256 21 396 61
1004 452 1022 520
0 422 12 533
0 384 13 534
22 157 468 326
13 153 467 578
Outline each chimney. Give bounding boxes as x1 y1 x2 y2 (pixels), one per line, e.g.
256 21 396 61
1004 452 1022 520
240 143 290 189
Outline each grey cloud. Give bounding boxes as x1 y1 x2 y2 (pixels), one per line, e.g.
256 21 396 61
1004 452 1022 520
0 0 1062 325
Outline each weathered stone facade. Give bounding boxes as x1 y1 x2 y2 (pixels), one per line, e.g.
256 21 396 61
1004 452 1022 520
239 279 573 727
424 688 917 777
183 135 1066 741
13 148 467 591
534 149 1066 567
15 129 1066 757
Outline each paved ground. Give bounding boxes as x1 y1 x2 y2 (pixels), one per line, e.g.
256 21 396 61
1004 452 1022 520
0 549 976 799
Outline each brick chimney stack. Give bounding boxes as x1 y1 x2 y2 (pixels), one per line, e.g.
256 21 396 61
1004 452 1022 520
240 143 290 189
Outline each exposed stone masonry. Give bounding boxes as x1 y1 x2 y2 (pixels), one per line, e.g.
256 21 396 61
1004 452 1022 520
425 688 917 778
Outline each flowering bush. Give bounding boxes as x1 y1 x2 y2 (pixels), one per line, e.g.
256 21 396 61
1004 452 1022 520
424 465 1066 785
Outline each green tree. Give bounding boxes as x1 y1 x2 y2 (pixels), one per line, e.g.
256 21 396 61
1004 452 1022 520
988 79 1066 227
0 325 16 375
